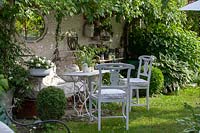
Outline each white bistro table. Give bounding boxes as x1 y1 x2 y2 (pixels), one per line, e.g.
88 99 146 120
62 70 109 116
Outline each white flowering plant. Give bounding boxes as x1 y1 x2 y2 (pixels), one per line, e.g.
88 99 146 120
27 56 54 69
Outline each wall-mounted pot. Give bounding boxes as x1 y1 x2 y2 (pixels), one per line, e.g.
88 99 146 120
83 23 94 38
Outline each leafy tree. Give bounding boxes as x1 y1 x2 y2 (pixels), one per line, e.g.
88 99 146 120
127 0 200 92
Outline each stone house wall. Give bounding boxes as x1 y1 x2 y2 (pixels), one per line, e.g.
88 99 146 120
26 13 124 73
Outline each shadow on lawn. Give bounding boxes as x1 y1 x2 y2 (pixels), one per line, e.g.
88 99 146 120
71 117 185 133
69 88 200 132
68 107 188 133
102 107 187 133
129 106 190 121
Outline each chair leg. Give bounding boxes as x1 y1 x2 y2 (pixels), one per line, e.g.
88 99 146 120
122 102 125 116
98 101 101 131
128 89 133 111
126 98 129 130
89 96 93 121
129 88 132 112
146 88 149 110
136 89 139 104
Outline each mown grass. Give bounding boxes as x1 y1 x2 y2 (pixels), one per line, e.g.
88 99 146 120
67 87 200 133
28 87 200 133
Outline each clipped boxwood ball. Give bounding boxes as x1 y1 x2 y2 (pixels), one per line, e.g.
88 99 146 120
36 86 66 120
150 67 164 95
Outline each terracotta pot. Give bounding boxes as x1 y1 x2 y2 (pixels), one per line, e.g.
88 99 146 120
13 99 37 119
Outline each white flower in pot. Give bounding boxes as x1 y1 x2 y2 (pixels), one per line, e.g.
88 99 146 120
27 56 54 77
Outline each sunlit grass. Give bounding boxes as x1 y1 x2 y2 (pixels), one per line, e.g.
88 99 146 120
67 87 200 133
31 87 200 133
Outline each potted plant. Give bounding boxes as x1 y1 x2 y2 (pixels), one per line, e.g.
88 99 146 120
76 52 95 72
27 56 54 77
75 46 96 72
82 55 95 72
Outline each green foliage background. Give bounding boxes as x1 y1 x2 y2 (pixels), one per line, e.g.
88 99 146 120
127 0 200 92
0 0 199 97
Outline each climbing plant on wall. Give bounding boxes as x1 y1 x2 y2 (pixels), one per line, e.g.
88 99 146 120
0 1 25 76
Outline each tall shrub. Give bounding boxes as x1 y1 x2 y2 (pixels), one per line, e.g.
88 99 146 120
129 24 200 92
128 0 200 92
150 67 164 95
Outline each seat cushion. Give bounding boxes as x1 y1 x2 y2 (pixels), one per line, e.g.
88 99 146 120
93 89 126 99
121 78 149 86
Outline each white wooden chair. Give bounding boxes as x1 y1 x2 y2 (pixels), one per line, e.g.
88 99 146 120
0 121 14 133
122 55 155 111
89 63 134 131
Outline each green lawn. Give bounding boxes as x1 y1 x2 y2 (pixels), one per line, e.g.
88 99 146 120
19 87 200 133
66 87 200 133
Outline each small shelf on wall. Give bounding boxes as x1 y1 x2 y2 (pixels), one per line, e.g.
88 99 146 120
99 58 124 63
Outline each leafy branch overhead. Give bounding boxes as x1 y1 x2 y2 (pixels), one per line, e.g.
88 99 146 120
0 0 199 95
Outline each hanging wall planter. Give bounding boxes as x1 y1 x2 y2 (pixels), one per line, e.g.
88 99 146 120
83 23 94 38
